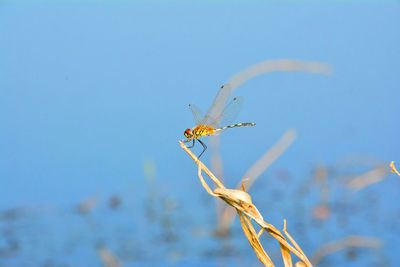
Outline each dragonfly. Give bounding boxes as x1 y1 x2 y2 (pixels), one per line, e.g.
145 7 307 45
183 96 256 158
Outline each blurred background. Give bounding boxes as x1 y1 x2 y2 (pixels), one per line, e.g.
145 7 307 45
1 1 399 266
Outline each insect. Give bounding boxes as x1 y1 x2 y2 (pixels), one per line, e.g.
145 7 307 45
183 96 256 158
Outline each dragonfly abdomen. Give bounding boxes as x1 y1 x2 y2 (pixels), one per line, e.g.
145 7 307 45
214 122 256 132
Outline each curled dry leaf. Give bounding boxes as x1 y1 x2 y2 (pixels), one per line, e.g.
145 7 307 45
214 188 264 222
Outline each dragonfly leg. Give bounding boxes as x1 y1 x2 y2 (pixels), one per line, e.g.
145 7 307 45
198 139 207 158
187 139 195 148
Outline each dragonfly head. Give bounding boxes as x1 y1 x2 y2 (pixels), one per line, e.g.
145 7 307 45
184 128 193 139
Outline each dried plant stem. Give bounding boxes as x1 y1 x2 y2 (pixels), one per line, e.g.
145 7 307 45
179 141 312 267
390 161 400 176
238 210 274 267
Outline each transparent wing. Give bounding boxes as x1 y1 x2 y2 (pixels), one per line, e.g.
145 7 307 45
203 84 231 128
188 104 205 125
205 96 244 128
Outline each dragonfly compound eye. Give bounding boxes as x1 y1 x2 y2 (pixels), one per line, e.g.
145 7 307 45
184 128 192 138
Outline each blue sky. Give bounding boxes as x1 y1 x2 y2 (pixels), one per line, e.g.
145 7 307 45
2 2 399 203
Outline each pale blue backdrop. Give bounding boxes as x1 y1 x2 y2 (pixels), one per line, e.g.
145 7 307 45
1 2 399 266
